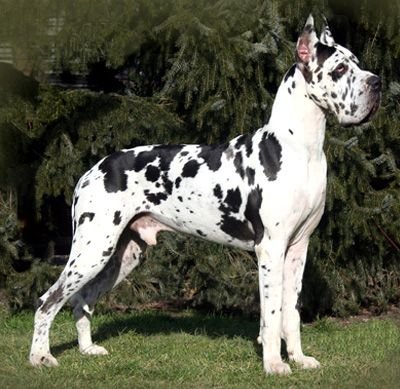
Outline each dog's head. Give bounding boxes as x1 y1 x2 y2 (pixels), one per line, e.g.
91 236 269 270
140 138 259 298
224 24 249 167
296 15 380 126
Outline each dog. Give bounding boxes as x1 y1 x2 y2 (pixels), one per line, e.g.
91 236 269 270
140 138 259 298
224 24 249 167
30 15 380 374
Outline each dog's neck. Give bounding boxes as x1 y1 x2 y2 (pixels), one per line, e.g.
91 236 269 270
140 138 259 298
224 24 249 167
267 65 326 160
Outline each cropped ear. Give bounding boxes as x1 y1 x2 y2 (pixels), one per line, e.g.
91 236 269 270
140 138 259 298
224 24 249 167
319 16 335 46
296 14 319 64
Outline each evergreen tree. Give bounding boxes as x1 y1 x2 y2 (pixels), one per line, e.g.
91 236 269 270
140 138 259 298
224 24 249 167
0 0 398 316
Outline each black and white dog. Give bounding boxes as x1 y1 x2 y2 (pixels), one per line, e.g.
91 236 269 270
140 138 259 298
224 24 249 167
30 15 380 374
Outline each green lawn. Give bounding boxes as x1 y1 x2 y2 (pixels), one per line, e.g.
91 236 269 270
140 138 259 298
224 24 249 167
0 310 399 388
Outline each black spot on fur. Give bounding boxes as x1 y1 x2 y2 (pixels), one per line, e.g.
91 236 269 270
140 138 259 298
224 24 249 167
196 229 206 237
334 102 340 114
234 152 245 179
73 195 79 208
234 134 253 156
288 129 294 135
182 160 200 177
102 246 113 256
244 186 263 245
113 211 122 225
259 133 282 181
175 177 182 188
301 66 312 83
316 43 336 66
220 216 254 242
39 285 64 313
136 145 183 172
304 23 314 34
145 165 160 182
78 212 95 226
218 187 255 242
350 103 358 115
245 167 255 185
221 188 242 214
81 180 90 188
161 174 173 194
310 93 320 103
99 150 136 193
283 64 296 82
213 184 223 199
144 190 168 205
198 143 228 171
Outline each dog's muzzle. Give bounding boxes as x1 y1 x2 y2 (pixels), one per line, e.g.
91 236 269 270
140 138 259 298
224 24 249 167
359 75 381 124
367 75 381 93
344 75 381 127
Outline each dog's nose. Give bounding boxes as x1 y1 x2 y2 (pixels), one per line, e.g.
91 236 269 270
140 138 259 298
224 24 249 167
367 75 381 92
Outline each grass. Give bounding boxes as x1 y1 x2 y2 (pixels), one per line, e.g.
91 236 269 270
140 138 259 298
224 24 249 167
0 309 399 388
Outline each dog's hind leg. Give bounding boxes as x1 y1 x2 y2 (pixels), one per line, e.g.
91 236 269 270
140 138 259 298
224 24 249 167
29 218 128 367
70 230 146 356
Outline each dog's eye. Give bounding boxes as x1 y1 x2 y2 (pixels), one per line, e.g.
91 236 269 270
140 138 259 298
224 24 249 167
335 63 348 74
331 63 348 81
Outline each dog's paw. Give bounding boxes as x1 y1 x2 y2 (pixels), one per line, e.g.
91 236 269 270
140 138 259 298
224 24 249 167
291 354 321 369
30 353 59 367
264 358 292 375
81 344 109 356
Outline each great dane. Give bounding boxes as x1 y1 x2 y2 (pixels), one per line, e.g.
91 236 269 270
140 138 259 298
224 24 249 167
30 15 380 374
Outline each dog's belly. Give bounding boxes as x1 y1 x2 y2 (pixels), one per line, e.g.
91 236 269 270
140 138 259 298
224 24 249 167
127 179 257 251
146 209 256 251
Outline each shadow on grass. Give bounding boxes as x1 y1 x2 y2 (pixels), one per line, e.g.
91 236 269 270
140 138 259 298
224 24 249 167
52 310 261 358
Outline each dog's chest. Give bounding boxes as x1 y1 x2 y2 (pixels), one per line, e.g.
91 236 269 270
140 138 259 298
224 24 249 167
282 148 327 239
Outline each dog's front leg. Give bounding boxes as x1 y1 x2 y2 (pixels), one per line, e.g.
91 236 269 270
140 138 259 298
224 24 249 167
256 239 291 375
282 238 320 369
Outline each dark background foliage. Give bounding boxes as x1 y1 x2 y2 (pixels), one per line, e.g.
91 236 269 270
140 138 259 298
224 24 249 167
0 0 399 318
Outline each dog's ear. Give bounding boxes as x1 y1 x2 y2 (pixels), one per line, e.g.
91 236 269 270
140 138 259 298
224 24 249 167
296 14 319 64
320 16 335 46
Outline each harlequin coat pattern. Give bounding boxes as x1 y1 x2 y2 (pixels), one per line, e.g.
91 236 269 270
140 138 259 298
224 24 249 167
30 15 380 375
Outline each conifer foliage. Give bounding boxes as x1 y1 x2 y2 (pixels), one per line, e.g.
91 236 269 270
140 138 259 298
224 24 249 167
0 0 398 316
